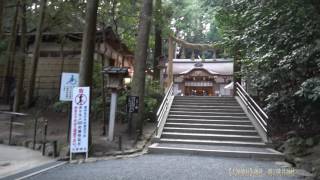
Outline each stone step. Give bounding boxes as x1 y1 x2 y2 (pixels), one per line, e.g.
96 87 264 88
172 102 239 106
166 119 252 125
174 100 237 103
169 111 246 116
0 105 11 111
148 143 284 160
165 122 256 130
168 114 249 120
171 105 242 109
174 96 235 100
6 122 25 126
159 138 266 148
163 127 258 136
161 132 262 142
170 107 244 113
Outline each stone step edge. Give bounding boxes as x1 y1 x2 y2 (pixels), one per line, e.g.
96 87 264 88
162 132 261 139
163 127 257 133
169 111 246 114
148 144 284 160
167 119 251 123
168 115 249 119
171 105 242 108
171 107 244 113
159 138 267 147
166 122 255 128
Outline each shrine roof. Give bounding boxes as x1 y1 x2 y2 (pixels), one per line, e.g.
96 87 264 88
173 59 233 75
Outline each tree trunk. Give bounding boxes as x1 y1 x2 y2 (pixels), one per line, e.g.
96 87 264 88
167 36 174 87
25 0 47 107
13 0 27 112
79 0 99 87
153 0 162 80
1 0 19 104
0 0 5 38
130 0 153 136
233 45 241 95
78 0 99 146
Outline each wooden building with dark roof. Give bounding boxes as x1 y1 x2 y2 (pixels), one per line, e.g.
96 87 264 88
0 27 134 99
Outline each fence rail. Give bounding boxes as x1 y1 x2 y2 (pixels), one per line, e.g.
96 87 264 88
235 82 269 135
156 83 174 137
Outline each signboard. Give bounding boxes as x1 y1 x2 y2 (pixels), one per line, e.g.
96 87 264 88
59 73 79 101
70 87 90 153
127 96 139 113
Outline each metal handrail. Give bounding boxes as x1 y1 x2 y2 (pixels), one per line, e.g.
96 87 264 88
156 83 174 136
156 83 173 117
235 82 268 133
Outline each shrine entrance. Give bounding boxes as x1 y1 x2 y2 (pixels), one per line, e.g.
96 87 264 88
185 86 214 96
161 35 234 97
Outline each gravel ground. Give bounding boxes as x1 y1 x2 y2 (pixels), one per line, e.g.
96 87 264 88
27 154 303 180
0 145 52 179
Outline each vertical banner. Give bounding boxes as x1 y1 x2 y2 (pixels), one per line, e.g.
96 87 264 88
70 87 90 153
59 73 79 101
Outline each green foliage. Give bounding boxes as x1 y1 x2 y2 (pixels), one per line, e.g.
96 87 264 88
116 79 162 122
98 0 140 51
215 0 320 132
163 0 222 43
144 79 163 121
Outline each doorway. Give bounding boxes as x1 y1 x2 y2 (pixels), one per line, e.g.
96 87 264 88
185 86 214 96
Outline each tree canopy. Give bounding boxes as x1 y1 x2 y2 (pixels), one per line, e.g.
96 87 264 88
215 0 320 133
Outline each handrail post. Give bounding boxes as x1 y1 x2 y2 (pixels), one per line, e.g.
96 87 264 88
235 82 270 142
156 82 174 138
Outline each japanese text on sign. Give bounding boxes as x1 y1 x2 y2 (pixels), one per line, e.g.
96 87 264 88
70 87 90 153
127 96 139 113
59 73 79 101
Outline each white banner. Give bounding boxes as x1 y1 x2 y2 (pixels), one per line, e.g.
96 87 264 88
59 73 79 101
70 87 90 153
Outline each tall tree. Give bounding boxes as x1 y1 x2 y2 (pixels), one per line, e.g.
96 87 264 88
78 0 99 145
215 0 320 133
79 0 99 87
25 0 47 107
0 0 5 38
13 0 27 112
153 0 162 80
1 0 19 103
130 0 153 135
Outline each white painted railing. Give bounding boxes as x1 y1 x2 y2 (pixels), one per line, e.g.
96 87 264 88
155 83 174 137
235 82 269 134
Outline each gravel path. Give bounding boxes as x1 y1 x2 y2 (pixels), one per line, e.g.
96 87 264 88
27 154 303 180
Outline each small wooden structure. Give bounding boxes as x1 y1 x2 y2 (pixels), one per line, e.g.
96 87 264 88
0 27 134 99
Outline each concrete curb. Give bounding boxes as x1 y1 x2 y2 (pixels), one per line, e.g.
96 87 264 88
59 129 156 163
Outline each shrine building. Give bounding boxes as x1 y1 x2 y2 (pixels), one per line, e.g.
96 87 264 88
171 59 233 96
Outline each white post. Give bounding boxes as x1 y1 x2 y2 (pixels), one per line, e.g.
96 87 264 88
108 90 117 141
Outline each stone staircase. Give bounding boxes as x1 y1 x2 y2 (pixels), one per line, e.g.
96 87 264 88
149 96 283 160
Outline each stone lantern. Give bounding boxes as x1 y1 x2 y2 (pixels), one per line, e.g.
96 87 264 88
103 67 129 141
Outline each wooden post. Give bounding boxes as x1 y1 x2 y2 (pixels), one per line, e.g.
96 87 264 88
212 49 216 60
191 49 195 60
181 47 186 59
101 55 107 136
108 90 117 141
